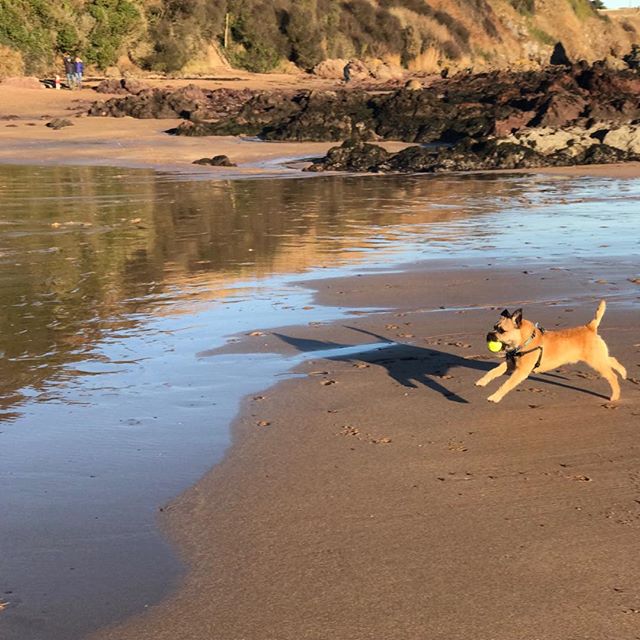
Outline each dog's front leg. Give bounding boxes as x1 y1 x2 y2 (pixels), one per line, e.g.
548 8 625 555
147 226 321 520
475 362 508 387
487 367 532 403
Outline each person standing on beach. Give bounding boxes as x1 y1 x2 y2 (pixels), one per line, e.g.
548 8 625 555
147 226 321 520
343 60 353 83
74 55 84 90
63 53 75 89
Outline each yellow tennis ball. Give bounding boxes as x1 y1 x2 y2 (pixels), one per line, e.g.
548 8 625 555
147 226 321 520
487 340 503 353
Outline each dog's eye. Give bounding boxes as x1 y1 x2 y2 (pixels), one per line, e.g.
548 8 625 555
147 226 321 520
494 326 505 334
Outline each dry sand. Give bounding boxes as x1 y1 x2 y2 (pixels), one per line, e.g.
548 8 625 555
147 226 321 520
92 261 640 640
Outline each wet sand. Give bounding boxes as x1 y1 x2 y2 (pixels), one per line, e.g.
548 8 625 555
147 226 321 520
93 261 640 640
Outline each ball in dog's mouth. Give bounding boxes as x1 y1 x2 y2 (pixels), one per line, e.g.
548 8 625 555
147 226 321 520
487 340 503 353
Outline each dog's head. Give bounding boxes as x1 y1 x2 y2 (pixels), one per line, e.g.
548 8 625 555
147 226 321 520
486 308 523 351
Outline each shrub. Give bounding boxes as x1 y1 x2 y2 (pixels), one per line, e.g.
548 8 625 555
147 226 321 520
284 1 324 70
339 0 404 57
508 0 535 15
0 43 25 76
529 25 554 45
226 0 288 73
145 0 227 72
86 0 144 68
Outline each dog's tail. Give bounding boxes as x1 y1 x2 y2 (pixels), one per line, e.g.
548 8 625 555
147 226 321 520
587 300 606 332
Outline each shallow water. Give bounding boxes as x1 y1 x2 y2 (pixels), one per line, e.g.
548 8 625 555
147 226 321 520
0 165 639 639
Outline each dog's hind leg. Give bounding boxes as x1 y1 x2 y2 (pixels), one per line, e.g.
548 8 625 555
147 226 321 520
585 337 624 400
475 362 507 387
588 359 621 401
609 356 627 379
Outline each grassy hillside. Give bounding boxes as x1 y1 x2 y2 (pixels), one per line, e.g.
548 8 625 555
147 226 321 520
0 0 638 77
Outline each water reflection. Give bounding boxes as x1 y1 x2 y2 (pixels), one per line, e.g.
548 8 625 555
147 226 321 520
0 166 532 421
0 165 638 640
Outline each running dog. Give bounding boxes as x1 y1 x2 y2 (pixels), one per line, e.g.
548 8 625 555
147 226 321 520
476 301 626 403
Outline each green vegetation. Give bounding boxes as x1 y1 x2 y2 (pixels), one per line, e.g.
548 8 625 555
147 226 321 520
508 0 535 16
0 0 622 76
569 0 598 20
528 24 555 45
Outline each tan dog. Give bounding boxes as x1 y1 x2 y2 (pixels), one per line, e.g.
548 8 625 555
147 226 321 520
476 301 626 403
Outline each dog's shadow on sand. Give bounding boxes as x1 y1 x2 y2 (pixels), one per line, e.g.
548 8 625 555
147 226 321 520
272 326 608 403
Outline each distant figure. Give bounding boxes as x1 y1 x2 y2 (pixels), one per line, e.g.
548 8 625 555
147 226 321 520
440 67 449 79
343 60 353 83
74 56 84 89
63 54 75 89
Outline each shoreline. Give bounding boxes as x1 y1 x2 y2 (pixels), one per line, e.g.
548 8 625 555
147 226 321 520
93 258 640 640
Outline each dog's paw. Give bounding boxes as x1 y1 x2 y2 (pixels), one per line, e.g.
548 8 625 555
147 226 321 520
475 379 488 387
487 394 501 403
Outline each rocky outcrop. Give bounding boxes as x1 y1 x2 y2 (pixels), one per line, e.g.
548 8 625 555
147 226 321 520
88 86 256 121
305 135 640 174
84 59 640 173
505 123 640 157
150 62 640 144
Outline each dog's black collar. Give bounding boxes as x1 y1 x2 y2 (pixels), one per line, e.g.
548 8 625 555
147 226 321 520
506 323 545 370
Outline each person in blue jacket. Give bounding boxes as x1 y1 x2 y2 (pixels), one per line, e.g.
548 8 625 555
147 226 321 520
74 56 84 90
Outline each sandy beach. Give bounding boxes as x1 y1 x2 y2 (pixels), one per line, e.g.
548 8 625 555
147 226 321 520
1 76 640 639
92 261 640 640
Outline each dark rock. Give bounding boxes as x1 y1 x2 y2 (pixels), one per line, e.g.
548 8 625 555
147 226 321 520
45 118 74 129
307 135 639 174
305 140 390 172
494 111 536 137
574 143 638 165
192 155 237 167
550 42 572 66
623 44 640 71
307 138 547 174
530 93 587 128
94 78 149 95
89 86 255 121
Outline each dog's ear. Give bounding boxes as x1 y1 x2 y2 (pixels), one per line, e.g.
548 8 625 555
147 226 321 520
512 308 523 327
500 309 511 318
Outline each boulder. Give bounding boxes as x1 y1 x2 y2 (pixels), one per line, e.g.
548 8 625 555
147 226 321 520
530 93 587 128
45 118 74 129
192 155 236 167
305 139 390 172
404 79 423 90
602 125 640 154
312 59 349 79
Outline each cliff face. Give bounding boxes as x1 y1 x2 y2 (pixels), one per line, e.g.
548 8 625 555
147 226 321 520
0 0 639 77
